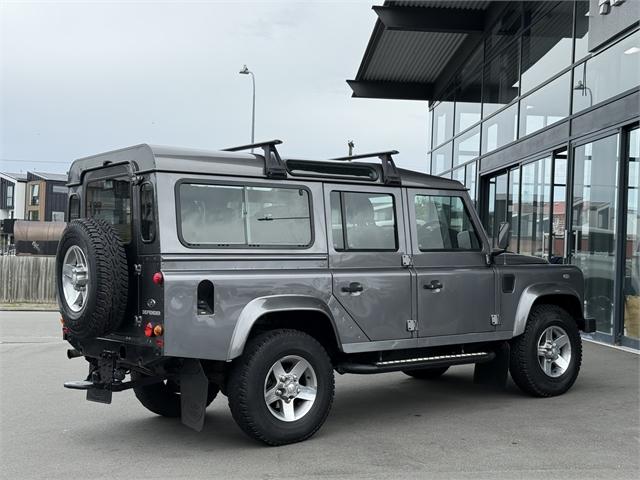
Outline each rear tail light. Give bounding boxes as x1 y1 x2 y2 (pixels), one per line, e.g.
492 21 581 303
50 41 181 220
152 272 164 285
144 322 164 338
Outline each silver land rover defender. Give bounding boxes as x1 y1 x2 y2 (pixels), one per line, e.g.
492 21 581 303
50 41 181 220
58 140 595 445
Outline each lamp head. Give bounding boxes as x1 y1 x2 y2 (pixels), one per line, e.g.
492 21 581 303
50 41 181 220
239 64 250 75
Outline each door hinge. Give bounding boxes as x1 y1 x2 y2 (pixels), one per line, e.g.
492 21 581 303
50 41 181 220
401 254 413 267
406 319 417 332
133 264 142 276
490 314 500 326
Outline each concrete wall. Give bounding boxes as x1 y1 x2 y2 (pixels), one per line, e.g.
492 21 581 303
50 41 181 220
0 256 57 304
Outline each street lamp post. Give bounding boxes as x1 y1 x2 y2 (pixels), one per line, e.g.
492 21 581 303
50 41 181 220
239 64 256 151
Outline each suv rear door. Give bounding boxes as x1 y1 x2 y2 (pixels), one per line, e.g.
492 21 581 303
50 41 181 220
406 188 496 338
325 183 413 341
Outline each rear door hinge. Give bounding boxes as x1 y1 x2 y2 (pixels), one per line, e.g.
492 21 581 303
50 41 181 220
490 314 500 326
406 319 418 332
133 264 142 276
401 254 413 268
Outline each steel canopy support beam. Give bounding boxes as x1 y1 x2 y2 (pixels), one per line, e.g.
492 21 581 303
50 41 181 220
347 80 433 101
373 5 485 34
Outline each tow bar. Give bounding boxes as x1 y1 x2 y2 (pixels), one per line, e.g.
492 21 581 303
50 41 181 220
64 350 163 404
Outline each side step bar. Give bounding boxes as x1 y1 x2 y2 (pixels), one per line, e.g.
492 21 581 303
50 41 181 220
336 351 495 374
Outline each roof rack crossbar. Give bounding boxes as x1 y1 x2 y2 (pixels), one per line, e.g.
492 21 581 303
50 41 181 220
222 139 287 179
331 150 401 186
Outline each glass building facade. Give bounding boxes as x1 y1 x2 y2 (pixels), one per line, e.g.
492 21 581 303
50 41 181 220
423 2 640 348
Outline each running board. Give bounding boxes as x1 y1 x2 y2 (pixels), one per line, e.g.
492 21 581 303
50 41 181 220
336 351 495 374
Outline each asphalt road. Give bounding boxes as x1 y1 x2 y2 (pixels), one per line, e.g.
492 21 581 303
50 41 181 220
1 311 639 480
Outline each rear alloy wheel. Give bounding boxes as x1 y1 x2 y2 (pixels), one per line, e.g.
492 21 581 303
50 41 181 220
509 304 582 397
227 329 334 446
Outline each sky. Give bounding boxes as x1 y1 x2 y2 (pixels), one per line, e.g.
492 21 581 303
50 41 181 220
0 0 428 175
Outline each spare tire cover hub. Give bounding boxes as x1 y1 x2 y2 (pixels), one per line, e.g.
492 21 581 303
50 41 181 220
61 245 89 313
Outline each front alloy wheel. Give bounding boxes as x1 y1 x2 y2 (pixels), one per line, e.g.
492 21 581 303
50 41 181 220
537 325 572 378
510 304 582 397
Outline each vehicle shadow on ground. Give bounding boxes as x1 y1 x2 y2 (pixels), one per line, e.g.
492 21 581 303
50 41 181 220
72 369 533 450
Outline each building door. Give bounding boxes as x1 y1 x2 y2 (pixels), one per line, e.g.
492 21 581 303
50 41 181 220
622 128 639 346
325 184 413 341
568 133 620 337
485 167 519 248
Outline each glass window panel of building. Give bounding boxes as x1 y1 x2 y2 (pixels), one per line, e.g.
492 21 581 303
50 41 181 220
426 108 433 151
520 157 552 258
452 166 465 185
519 71 571 137
574 0 590 62
573 30 640 113
481 103 518 154
454 46 483 134
432 142 452 175
509 167 520 252
433 101 454 147
625 128 639 340
571 134 620 335
482 37 520 118
520 1 573 94
466 162 477 204
453 126 480 167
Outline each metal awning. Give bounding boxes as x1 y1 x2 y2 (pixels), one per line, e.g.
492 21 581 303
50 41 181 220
348 1 495 101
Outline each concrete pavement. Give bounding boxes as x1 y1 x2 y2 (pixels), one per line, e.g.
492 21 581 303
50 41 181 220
1 311 639 480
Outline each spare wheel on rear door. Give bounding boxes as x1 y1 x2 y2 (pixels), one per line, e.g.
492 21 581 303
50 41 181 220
56 218 129 339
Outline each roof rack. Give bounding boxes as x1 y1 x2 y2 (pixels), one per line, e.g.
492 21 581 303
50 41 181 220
331 150 401 186
223 139 287 179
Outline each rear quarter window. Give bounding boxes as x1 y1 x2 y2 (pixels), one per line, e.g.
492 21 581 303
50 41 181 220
178 182 312 248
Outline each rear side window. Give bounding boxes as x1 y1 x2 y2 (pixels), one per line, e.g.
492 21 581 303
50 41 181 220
330 191 397 251
178 183 312 248
414 195 480 251
140 183 155 242
68 195 80 221
86 178 132 243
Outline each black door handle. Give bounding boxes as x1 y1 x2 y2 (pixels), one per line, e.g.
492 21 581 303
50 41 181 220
424 280 443 290
341 282 364 293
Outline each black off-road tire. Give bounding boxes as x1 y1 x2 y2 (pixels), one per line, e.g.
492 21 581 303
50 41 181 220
403 366 449 380
227 329 335 446
509 304 582 397
131 372 219 418
56 218 128 339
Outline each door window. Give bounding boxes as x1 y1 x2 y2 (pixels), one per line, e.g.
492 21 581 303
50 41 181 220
330 191 397 251
414 195 480 251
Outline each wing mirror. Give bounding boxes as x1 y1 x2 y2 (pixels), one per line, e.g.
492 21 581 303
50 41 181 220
487 222 510 264
497 222 511 251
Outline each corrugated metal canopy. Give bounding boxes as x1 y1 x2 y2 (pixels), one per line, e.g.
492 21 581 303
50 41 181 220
348 0 494 101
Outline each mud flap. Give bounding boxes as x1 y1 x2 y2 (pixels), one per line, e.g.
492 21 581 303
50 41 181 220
473 342 510 388
180 359 208 432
